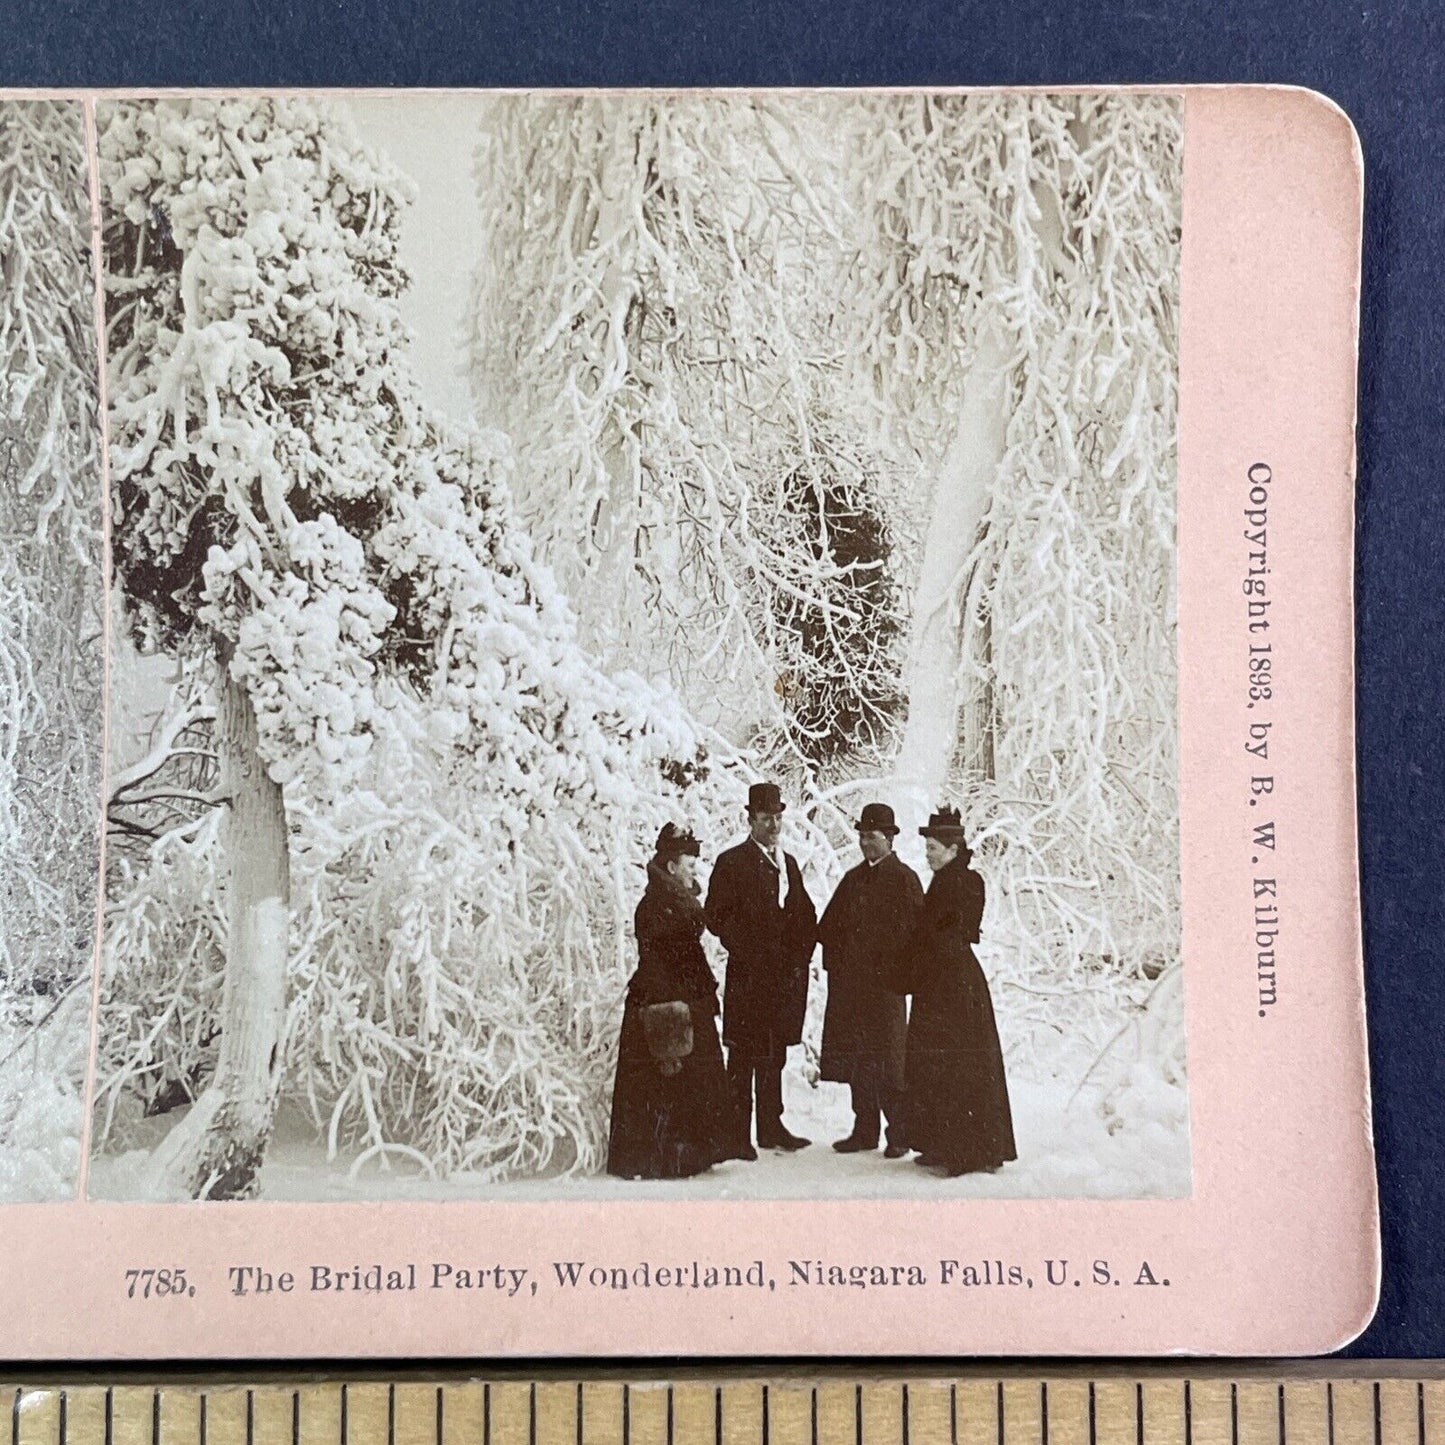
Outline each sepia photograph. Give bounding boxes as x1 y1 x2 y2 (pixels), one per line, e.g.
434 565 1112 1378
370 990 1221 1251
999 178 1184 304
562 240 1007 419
86 90 1187 1204
0 98 105 1202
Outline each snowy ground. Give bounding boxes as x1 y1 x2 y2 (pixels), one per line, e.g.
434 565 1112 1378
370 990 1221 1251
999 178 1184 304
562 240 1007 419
89 1063 1190 1203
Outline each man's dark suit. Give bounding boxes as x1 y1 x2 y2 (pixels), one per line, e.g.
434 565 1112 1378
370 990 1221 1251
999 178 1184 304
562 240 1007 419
818 850 924 1148
704 840 817 1146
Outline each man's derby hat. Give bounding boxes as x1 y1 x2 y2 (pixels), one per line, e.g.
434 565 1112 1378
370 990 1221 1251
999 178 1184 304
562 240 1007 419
855 802 899 836
747 781 786 815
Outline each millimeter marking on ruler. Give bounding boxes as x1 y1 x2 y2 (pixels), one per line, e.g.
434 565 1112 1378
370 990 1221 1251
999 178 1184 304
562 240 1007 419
7 1381 1445 1445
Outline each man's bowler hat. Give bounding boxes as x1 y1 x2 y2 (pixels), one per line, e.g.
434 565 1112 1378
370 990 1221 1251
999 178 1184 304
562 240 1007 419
747 781 786 815
855 802 899 836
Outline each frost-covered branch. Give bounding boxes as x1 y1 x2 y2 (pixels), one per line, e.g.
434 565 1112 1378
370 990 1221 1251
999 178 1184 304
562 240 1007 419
468 95 914 777
0 100 103 1001
0 98 103 1200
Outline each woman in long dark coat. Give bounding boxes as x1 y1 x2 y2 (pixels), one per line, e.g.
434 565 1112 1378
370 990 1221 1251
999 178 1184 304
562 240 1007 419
607 824 739 1180
900 808 1017 1177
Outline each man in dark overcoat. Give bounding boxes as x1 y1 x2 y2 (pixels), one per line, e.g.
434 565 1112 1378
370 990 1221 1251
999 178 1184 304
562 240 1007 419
704 781 817 1155
818 802 924 1156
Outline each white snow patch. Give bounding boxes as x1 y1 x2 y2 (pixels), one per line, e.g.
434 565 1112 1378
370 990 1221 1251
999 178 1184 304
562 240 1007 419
89 1055 1187 1203
0 991 89 1201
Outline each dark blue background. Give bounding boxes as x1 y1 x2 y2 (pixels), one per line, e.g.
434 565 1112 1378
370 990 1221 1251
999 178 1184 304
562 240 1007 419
6 0 1441 1361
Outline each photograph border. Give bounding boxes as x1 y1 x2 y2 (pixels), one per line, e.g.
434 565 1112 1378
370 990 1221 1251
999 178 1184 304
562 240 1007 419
0 83 1375 1358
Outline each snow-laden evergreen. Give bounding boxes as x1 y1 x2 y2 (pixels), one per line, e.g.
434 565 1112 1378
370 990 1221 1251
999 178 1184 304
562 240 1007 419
93 97 767 1194
0 99 104 1199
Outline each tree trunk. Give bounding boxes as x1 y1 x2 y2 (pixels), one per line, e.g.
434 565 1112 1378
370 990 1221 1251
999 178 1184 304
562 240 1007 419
961 606 997 782
892 321 1011 807
140 660 290 1201
582 124 645 666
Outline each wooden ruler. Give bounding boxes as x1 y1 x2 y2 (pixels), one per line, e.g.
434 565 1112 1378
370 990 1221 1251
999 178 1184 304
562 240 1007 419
8 1375 1445 1445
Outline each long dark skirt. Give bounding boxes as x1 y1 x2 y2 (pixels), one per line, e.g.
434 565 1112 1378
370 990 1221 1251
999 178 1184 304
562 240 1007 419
902 949 1017 1174
606 999 737 1179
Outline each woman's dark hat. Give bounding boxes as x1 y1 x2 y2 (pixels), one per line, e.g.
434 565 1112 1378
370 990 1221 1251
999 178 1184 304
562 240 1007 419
747 781 785 815
654 822 701 858
918 805 968 842
855 802 899 836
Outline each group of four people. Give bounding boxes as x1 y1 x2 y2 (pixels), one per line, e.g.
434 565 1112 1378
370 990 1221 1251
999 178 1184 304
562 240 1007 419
606 782 1017 1182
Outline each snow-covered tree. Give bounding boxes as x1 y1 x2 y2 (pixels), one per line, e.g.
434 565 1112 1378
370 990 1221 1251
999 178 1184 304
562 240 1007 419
467 95 911 776
0 99 104 1199
0 99 104 1000
96 96 743 1196
769 421 905 765
466 90 1184 1099
845 93 1183 1001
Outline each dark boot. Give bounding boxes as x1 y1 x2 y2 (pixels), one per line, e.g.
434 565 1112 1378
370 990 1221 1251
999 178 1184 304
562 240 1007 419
763 1125 811 1151
836 1076 880 1152
755 1056 805 1148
